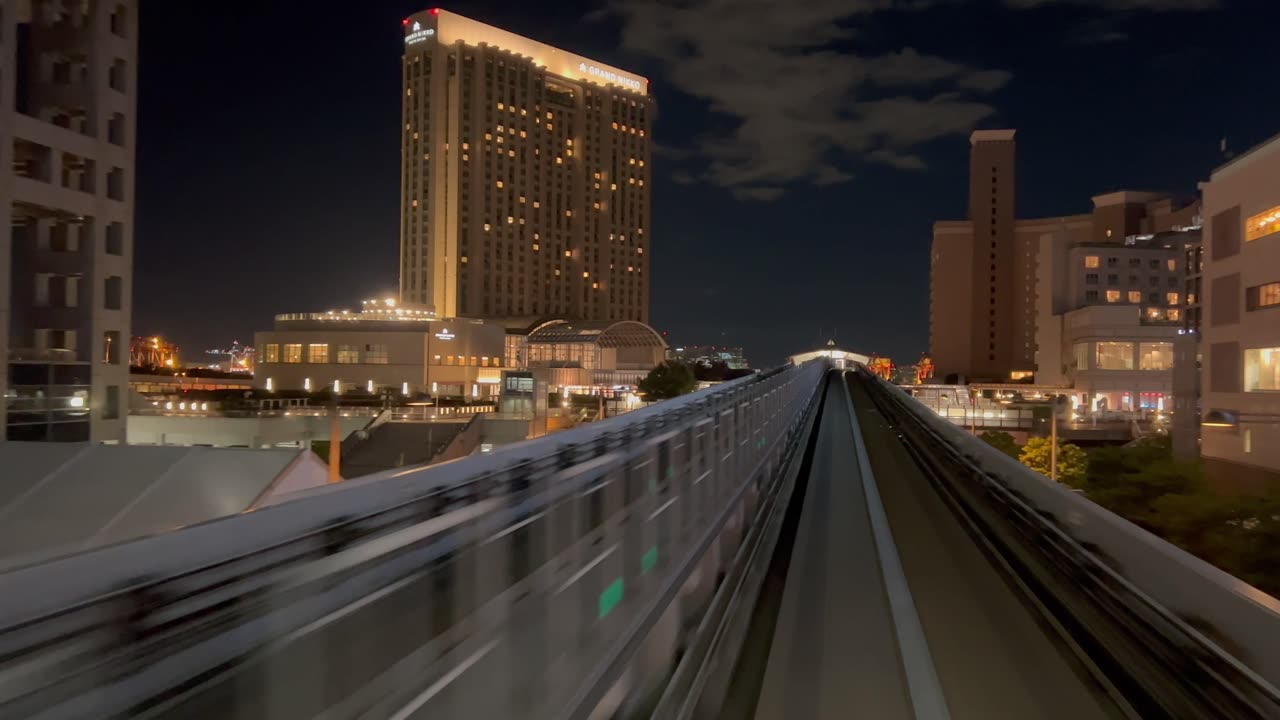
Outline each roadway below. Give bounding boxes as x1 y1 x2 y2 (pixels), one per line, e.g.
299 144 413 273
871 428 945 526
724 371 1125 719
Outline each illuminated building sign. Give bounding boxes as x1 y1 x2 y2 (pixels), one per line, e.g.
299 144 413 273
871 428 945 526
578 62 643 91
435 329 455 341
405 22 436 45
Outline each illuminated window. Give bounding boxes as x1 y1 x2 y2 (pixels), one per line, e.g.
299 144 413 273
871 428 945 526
1247 282 1280 310
564 250 572 257
1246 205 1280 242
1106 229 1112 238
1128 290 1141 303
532 243 540 251
495 180 503 188
1166 292 1179 305
337 345 359 364
1167 308 1181 321
583 271 589 278
1244 347 1280 391
264 343 280 363
1146 307 1163 321
1138 342 1173 370
1167 258 1176 271
1106 289 1120 303
308 344 329 363
1084 255 1099 268
461 256 469 263
1096 342 1133 370
283 344 303 364
533 201 540 208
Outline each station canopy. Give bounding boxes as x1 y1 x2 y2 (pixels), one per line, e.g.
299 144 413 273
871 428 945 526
526 320 666 349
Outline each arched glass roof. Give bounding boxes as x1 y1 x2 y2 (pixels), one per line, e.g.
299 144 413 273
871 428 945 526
527 320 667 348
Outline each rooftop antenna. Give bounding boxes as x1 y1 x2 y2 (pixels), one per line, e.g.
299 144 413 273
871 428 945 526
1221 136 1234 161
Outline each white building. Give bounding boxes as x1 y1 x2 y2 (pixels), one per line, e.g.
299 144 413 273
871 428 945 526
2 1 137 442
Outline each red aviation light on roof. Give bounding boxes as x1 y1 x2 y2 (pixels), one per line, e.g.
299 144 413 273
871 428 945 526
430 8 441 15
402 17 410 25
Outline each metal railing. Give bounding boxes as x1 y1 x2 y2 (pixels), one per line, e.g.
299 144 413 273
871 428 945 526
0 361 826 719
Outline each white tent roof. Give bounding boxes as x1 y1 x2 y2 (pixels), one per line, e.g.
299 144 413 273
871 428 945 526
0 443 327 569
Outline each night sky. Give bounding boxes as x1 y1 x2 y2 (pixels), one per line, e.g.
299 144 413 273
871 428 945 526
136 0 1279 367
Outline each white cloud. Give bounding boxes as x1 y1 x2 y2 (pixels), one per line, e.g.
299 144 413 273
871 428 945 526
605 0 1011 200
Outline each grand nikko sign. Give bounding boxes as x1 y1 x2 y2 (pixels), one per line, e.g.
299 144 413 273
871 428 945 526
405 21 436 45
578 63 643 91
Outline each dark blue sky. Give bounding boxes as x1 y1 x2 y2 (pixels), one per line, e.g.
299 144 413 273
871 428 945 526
135 0 1278 367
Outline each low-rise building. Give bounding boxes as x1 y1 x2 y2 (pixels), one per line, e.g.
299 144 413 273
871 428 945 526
1059 305 1177 416
523 319 667 393
253 300 506 400
667 345 748 369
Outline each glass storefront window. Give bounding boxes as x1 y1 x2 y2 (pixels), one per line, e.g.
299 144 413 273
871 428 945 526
1244 347 1280 391
1095 342 1134 370
1138 342 1173 370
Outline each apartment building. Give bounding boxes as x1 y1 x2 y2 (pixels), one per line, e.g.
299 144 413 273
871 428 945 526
2 0 137 442
1200 131 1280 487
399 8 652 323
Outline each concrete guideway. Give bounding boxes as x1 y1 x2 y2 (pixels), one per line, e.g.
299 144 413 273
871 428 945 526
847 373 1122 719
748 371 1120 719
752 372 915 719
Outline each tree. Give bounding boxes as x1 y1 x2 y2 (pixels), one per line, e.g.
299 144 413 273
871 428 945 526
1019 437 1088 487
979 430 1021 459
637 362 697 400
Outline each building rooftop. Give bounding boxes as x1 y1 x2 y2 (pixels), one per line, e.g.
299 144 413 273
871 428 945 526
1091 191 1167 208
1211 129 1280 180
0 444 327 570
971 129 1016 144
408 8 649 96
527 319 666 348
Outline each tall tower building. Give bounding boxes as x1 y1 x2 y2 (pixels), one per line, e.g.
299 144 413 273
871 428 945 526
399 8 653 322
931 130 1020 381
1 1 137 442
968 129 1020 377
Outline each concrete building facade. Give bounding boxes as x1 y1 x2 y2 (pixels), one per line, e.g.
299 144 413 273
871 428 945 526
399 8 652 323
2 1 137 443
930 129 1200 384
253 302 507 400
1200 132 1280 485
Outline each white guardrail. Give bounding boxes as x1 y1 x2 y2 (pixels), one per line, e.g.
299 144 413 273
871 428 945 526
0 361 827 720
879 375 1280 691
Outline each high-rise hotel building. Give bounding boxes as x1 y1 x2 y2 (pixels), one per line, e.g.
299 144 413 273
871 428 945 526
1 1 137 442
399 8 652 323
